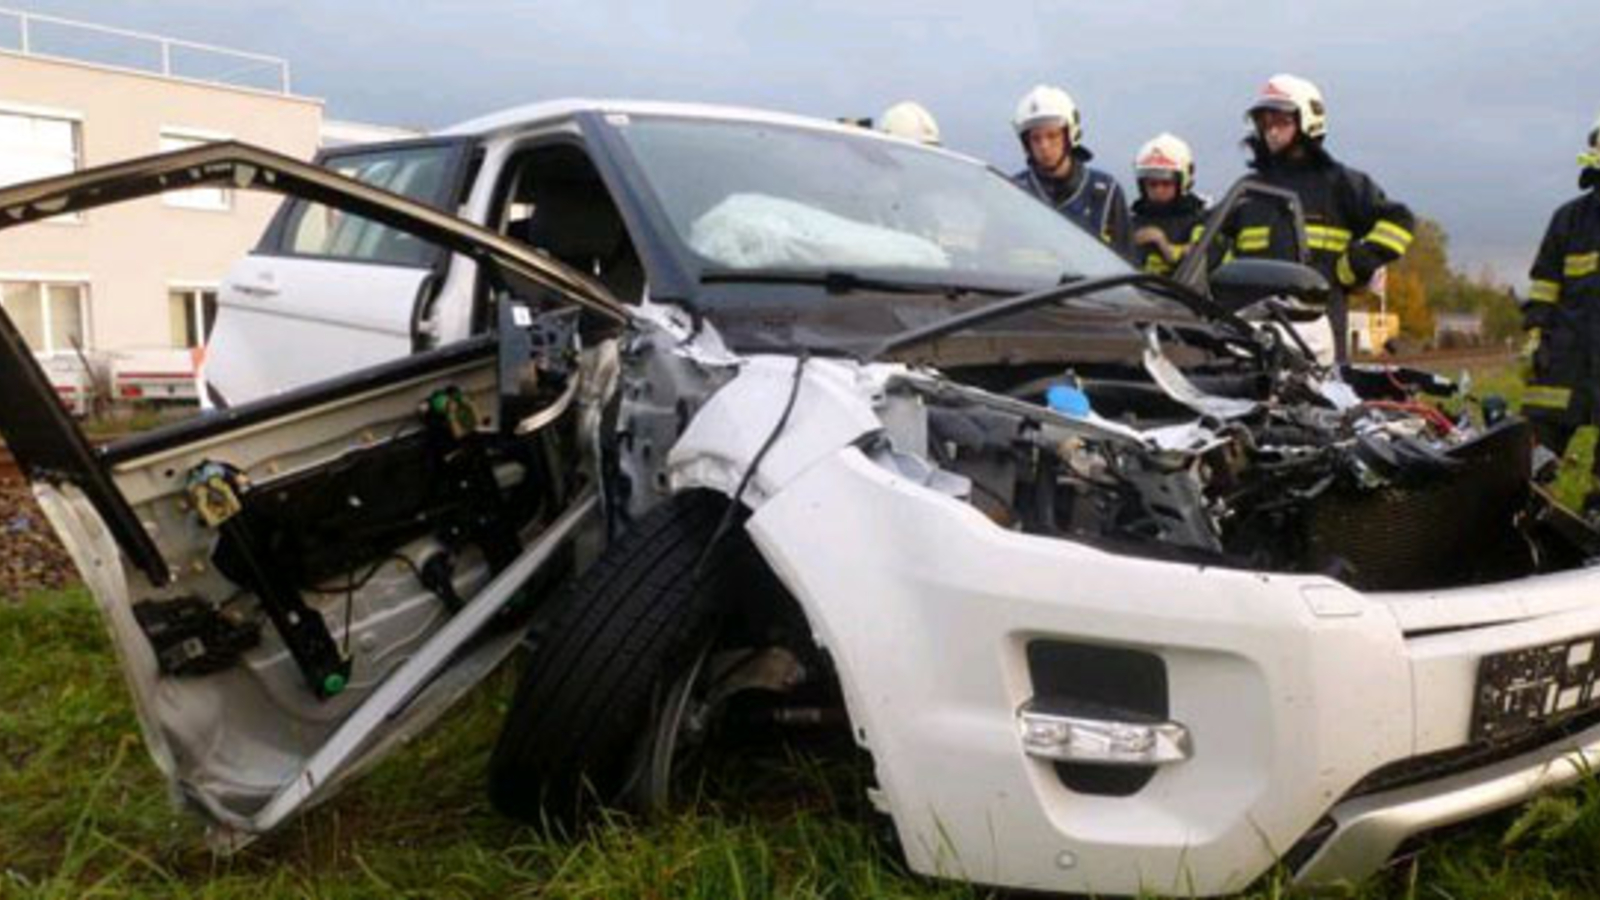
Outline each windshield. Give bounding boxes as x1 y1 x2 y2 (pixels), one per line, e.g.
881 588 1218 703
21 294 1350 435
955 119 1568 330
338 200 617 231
610 116 1132 291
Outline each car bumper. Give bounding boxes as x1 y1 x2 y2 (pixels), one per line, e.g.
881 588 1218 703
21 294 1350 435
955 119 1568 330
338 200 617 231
746 446 1600 897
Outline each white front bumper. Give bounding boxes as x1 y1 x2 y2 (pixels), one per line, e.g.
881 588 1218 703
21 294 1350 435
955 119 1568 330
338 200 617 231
745 446 1600 896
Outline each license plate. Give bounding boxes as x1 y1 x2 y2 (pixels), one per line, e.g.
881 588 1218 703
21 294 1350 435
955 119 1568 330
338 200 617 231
1472 634 1600 742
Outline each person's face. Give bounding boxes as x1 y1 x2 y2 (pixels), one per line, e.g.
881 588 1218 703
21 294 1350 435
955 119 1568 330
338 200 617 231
1252 108 1299 155
1026 126 1070 173
1141 177 1179 203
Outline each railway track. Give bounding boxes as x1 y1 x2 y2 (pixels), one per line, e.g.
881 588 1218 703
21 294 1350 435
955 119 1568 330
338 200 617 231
1357 347 1516 373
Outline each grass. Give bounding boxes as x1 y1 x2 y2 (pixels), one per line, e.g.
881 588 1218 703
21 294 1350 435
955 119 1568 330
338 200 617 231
3 364 1598 899
7 588 1600 900
0 589 985 900
1450 363 1598 510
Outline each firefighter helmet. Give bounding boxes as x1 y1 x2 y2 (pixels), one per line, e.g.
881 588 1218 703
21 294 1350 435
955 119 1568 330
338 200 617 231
1134 132 1195 193
1582 111 1600 171
878 101 941 146
1247 73 1327 141
1012 85 1082 147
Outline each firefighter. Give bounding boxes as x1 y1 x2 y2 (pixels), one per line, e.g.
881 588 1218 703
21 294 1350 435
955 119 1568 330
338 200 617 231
1217 74 1416 361
1011 84 1131 256
878 101 942 146
1129 133 1208 275
1522 113 1600 520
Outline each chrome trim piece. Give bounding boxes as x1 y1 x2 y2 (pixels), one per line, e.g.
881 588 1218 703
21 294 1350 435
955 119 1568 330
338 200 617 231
1295 721 1600 886
1017 701 1193 766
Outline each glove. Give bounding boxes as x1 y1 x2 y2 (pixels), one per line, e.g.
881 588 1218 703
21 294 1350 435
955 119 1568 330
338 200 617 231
1335 243 1383 288
1519 328 1541 382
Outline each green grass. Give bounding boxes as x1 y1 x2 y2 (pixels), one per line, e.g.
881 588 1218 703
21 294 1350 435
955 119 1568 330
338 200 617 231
1437 362 1598 510
8 589 1600 899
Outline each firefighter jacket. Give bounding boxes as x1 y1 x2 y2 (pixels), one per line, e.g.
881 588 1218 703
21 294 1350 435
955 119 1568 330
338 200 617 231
1130 193 1208 275
1524 187 1600 424
1216 140 1415 358
1013 148 1132 258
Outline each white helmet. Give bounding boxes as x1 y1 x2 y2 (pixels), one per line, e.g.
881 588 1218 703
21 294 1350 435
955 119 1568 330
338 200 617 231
1134 132 1195 193
1247 73 1327 141
878 101 941 146
1012 84 1082 146
1583 111 1600 170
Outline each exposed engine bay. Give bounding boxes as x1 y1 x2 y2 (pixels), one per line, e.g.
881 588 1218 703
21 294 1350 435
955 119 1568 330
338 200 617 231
872 332 1596 592
614 307 1599 594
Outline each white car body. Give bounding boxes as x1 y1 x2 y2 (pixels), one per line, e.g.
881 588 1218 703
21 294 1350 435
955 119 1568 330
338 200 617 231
6 107 1600 900
661 339 1600 894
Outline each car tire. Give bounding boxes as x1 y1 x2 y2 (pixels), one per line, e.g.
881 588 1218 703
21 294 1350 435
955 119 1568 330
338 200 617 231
487 490 741 828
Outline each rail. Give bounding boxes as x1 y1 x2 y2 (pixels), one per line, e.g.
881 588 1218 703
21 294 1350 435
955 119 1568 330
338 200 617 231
0 6 290 94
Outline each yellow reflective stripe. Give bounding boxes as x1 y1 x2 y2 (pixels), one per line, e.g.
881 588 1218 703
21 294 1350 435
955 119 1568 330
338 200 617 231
1306 225 1352 253
1362 220 1414 257
1336 253 1357 287
1529 279 1562 304
1189 223 1207 244
1524 385 1574 409
1236 225 1270 252
1372 220 1413 246
1563 251 1599 278
1366 232 1408 256
1143 255 1172 275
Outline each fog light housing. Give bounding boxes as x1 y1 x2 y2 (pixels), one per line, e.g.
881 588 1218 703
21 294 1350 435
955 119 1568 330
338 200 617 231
1018 700 1192 766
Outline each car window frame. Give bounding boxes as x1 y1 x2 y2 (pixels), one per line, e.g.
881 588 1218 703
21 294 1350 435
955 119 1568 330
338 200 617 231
255 136 482 272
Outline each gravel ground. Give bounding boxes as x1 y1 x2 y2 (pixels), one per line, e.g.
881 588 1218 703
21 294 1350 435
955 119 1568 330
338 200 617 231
0 480 76 599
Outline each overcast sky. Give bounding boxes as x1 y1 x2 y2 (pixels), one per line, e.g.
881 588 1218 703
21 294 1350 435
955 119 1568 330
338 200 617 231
12 0 1600 285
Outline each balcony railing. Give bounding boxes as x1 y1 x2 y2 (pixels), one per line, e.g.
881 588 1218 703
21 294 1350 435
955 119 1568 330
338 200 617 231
0 6 290 94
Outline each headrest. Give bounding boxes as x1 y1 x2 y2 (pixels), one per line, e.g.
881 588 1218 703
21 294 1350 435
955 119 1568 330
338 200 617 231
508 180 625 263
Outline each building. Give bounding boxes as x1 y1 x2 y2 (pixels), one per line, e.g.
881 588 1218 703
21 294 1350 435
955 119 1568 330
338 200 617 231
1434 310 1485 346
1347 310 1400 356
1 7 413 405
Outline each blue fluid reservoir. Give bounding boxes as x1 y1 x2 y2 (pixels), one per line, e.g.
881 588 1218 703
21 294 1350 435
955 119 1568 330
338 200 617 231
1045 384 1092 417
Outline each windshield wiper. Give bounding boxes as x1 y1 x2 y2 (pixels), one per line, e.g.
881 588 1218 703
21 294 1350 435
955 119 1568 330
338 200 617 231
699 267 1018 299
868 271 1243 360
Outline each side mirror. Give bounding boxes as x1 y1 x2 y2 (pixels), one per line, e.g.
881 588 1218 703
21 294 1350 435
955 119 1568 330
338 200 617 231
1209 259 1330 313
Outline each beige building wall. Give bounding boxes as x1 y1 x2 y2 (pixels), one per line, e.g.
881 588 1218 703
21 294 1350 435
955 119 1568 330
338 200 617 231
0 51 322 353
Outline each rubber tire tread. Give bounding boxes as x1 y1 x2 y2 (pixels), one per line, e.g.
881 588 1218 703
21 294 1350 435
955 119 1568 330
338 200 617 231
488 492 736 827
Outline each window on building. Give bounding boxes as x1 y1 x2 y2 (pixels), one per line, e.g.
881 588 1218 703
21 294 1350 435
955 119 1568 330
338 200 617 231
0 109 82 221
167 287 218 348
1 280 90 354
161 131 232 211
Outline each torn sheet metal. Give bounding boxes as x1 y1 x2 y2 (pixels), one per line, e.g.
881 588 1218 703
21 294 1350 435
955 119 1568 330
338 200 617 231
1142 330 1259 420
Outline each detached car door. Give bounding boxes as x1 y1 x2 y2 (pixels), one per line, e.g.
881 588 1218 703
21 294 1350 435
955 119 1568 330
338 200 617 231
0 143 625 844
208 138 479 406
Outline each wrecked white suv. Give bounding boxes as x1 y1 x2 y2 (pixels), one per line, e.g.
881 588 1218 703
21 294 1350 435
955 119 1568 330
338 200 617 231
4 103 1600 898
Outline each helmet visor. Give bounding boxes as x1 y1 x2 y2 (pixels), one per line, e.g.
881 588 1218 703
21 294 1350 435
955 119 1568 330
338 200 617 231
1135 166 1182 183
1018 115 1070 136
1248 97 1298 118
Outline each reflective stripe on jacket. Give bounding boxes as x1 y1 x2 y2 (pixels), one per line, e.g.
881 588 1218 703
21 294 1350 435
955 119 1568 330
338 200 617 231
1130 194 1208 275
1524 189 1600 424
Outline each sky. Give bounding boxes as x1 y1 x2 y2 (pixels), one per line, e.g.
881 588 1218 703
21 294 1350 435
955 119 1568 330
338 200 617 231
9 0 1600 286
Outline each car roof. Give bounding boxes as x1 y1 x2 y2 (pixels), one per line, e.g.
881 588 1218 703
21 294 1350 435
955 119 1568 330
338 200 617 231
441 98 986 166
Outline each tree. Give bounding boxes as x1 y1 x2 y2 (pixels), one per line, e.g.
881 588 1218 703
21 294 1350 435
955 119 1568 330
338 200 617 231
1387 266 1434 338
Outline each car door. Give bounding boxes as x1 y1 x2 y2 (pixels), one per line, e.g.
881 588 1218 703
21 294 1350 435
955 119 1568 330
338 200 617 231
208 138 479 405
0 141 626 844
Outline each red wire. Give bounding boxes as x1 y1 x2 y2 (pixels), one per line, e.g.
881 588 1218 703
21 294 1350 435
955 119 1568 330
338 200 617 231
1362 400 1456 434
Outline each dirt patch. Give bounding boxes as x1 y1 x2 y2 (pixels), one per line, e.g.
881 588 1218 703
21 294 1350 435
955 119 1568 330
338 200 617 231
0 481 77 599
